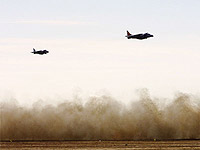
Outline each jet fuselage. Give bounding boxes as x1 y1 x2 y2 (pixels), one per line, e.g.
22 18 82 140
126 31 153 40
31 48 49 55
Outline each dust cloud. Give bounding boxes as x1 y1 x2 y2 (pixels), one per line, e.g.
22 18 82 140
0 90 200 140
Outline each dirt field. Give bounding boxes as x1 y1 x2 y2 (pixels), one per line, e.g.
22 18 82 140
1 140 200 150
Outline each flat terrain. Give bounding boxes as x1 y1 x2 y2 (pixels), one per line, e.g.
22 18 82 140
1 140 200 150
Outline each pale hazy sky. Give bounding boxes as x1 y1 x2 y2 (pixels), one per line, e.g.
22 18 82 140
0 0 200 104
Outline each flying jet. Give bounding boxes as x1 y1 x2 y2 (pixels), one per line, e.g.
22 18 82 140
125 30 153 40
31 48 49 55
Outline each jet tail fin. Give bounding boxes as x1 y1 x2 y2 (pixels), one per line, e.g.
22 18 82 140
127 30 131 36
33 48 36 52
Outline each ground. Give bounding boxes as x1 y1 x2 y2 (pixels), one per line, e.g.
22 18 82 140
1 140 200 150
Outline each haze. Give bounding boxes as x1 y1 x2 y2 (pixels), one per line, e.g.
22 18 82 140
0 0 200 105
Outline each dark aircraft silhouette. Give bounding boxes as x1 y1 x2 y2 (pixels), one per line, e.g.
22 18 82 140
125 30 153 40
31 48 49 55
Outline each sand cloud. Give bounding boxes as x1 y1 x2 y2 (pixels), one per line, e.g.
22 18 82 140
1 90 200 140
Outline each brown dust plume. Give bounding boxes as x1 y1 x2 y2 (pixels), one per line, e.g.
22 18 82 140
0 90 200 140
